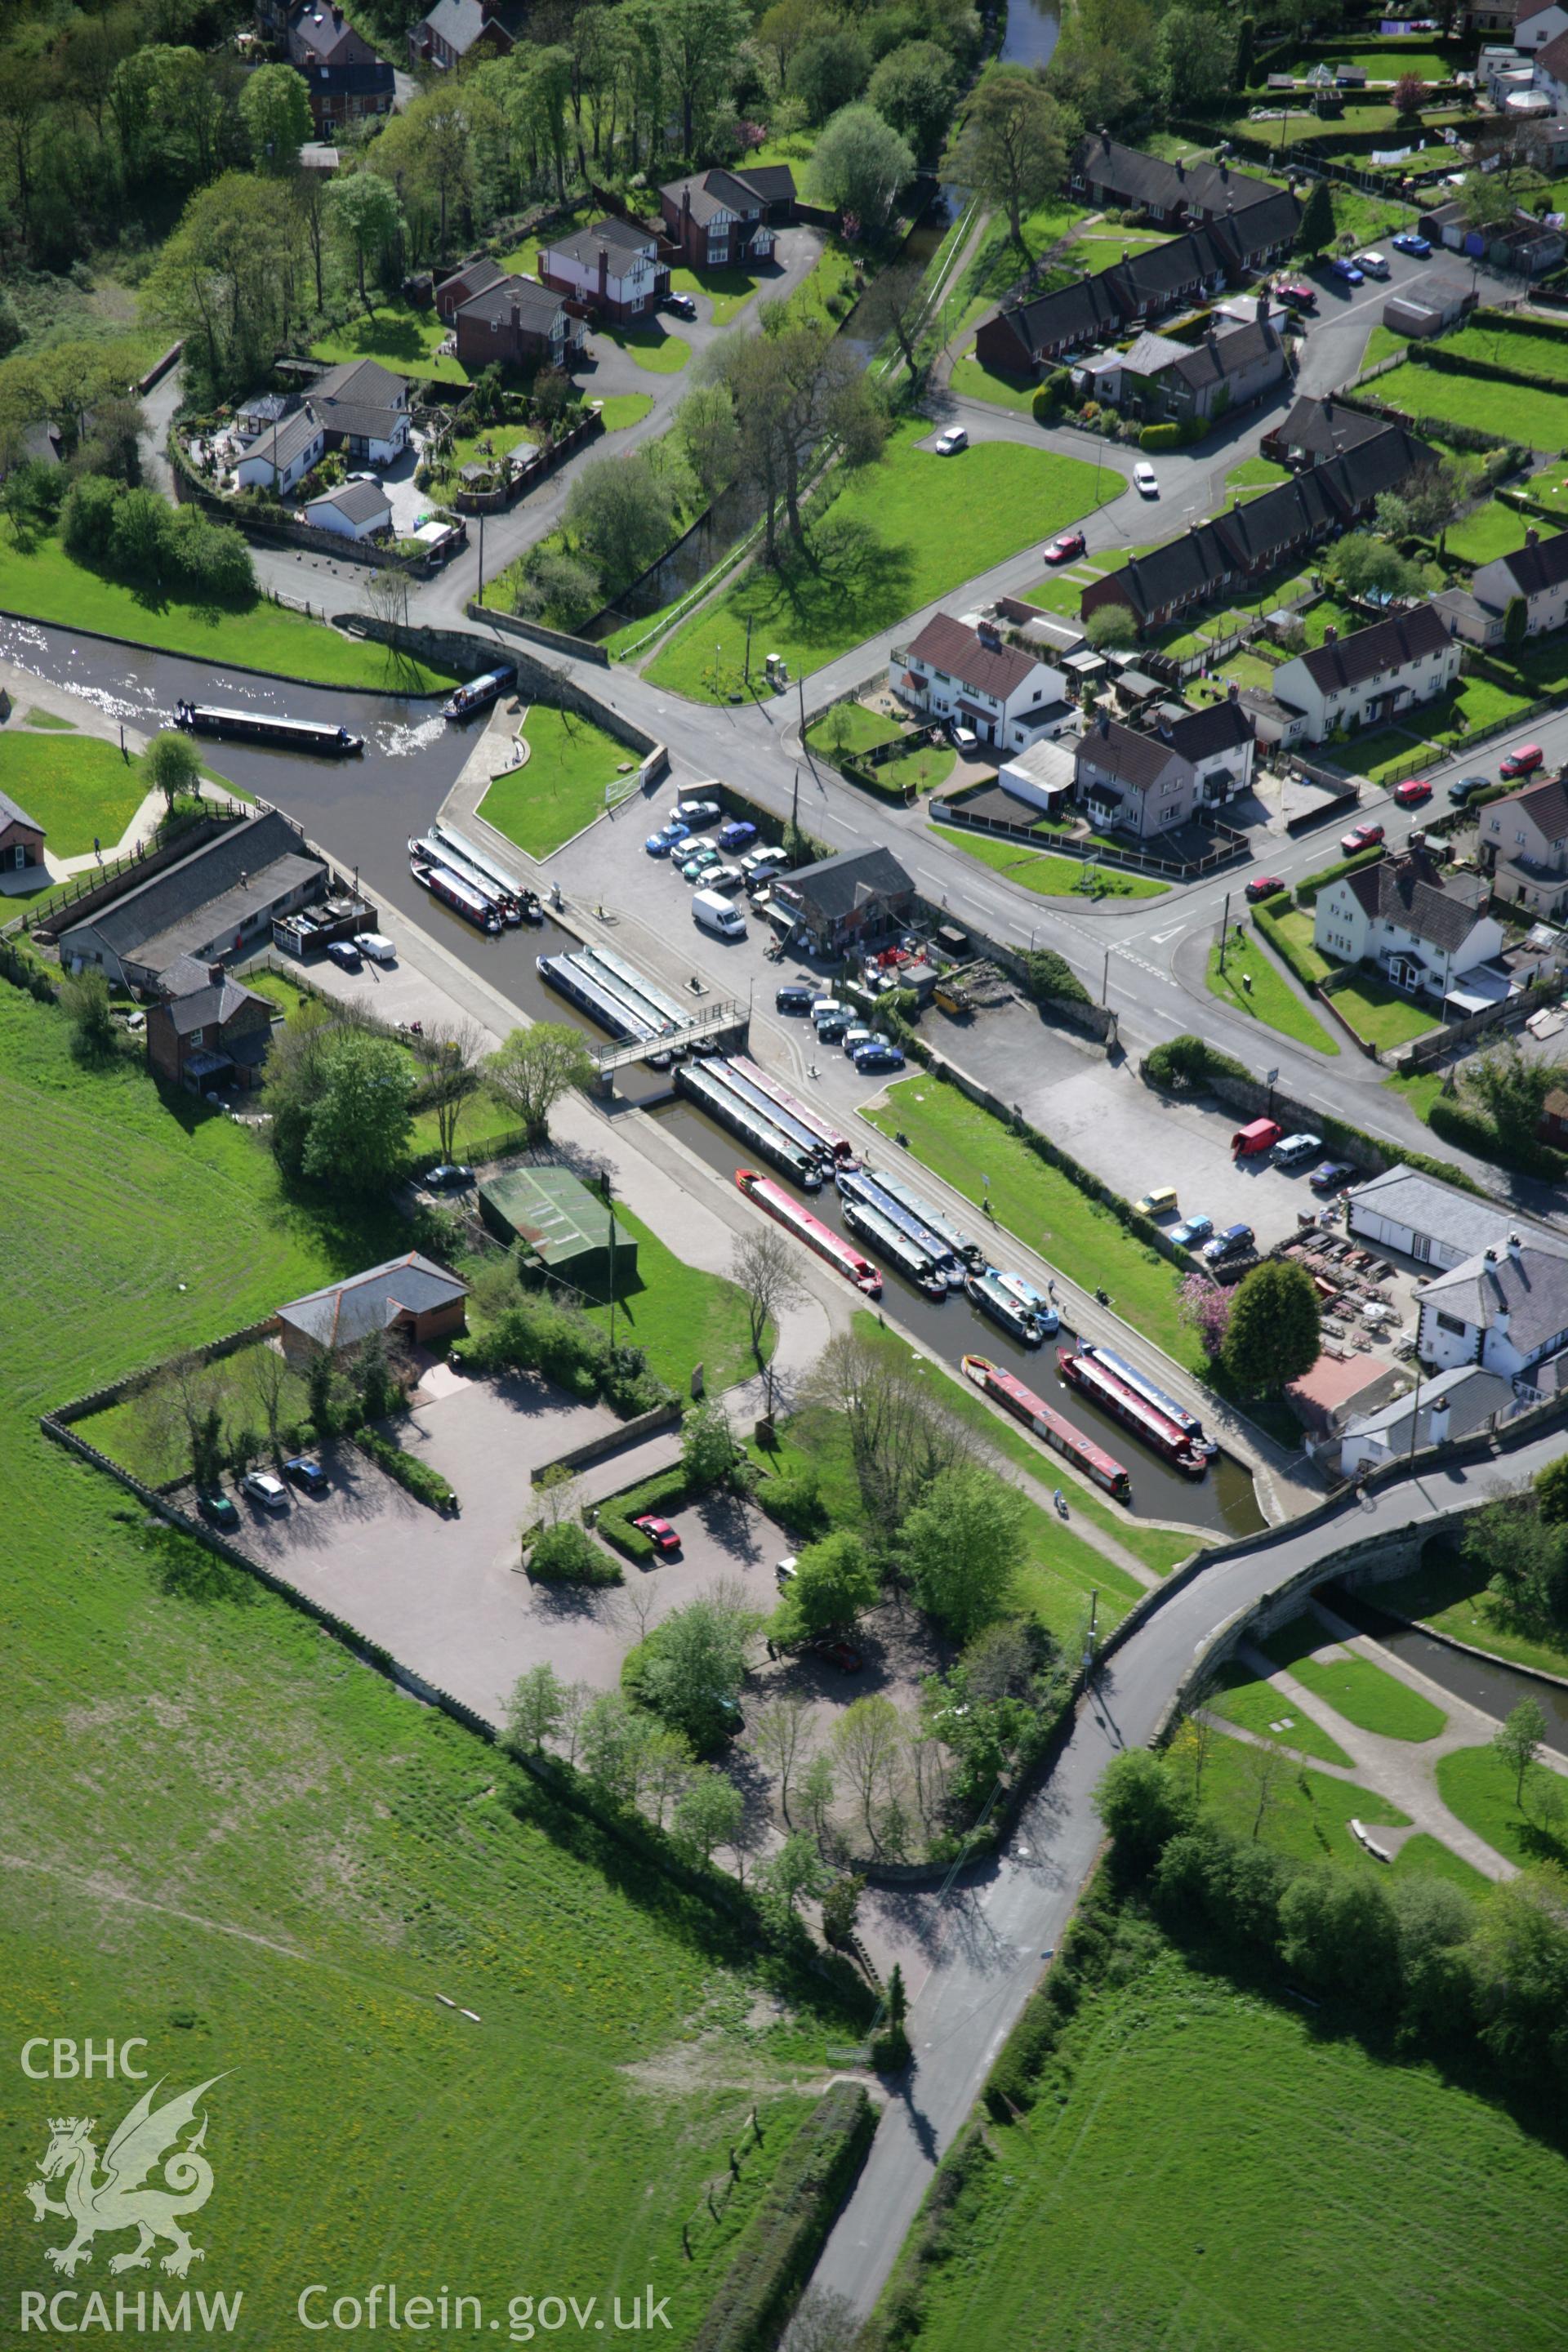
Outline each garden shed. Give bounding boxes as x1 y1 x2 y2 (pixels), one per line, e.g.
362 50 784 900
479 1162 633 1292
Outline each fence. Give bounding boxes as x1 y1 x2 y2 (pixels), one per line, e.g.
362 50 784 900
448 405 604 514
1390 970 1567 1071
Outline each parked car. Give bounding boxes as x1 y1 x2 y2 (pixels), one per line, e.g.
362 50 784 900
1499 742 1545 781
327 938 362 972
776 982 815 1013
197 1487 240 1528
811 1636 864 1672
1134 461 1159 495
632 1513 681 1554
675 797 719 825
1204 1222 1255 1265
645 821 689 855
1448 773 1490 805
1169 1212 1214 1249
425 1162 474 1191
816 1010 851 1042
1043 530 1086 564
851 1042 906 1073
1134 1186 1178 1218
1330 256 1364 283
718 819 757 852
241 1469 289 1512
1341 821 1385 855
949 720 978 751
1358 251 1390 278
1393 777 1432 807
1392 230 1430 256
1309 1158 1356 1193
354 933 396 964
679 847 720 881
666 291 697 318
1273 1131 1324 1169
933 425 968 454
841 1025 876 1056
776 1555 799 1583
1233 1119 1282 1157
283 1456 328 1494
705 862 746 894
1245 875 1286 904
810 996 844 1025
1276 278 1316 307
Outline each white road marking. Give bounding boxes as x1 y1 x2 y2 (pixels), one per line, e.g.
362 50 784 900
1149 924 1187 943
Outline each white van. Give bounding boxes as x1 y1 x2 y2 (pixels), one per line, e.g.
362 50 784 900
692 888 746 940
354 933 396 964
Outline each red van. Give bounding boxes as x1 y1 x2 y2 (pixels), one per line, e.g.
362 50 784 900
1232 1118 1283 1157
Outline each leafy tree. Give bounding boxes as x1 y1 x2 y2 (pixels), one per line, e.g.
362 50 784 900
1504 593 1529 653
1094 1748 1190 1869
763 1829 831 1912
59 969 117 1060
564 452 678 595
1535 1456 1568 1526
819 1872 864 1947
729 1227 804 1414
512 547 603 629
639 1587 758 1746
143 728 203 812
421 1017 487 1163
789 28 871 122
240 62 311 175
1392 71 1427 118
773 1530 880 1642
681 1399 746 1493
1158 8 1236 111
1019 947 1089 1006
832 1695 903 1848
1296 176 1335 256
1494 1696 1548 1806
901 1463 1025 1639
800 1329 977 1539
957 65 1068 252
1178 1271 1233 1362
580 1689 653 1800
1462 1042 1568 1163
327 170 403 309
672 1768 745 1863
674 381 738 507
886 1960 908 2024
802 1752 837 1846
1085 602 1138 649
354 1327 402 1423
1243 1737 1290 1841
643 0 750 156
808 103 915 234
247 1340 290 1461
1459 160 1545 233
856 258 928 375
1330 532 1424 603
1236 14 1256 86
1221 1259 1320 1394
483 1022 596 1146
506 1661 568 1753
1469 1864 1568 2086
758 0 827 86
866 40 954 158
1046 0 1156 127
147 172 305 399
300 1032 412 1196
1279 1866 1402 2009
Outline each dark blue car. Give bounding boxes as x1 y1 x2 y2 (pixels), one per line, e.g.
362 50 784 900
1392 231 1430 256
718 820 757 852
1330 256 1364 284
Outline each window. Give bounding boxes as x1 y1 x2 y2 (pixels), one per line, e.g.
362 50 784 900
1436 1311 1468 1338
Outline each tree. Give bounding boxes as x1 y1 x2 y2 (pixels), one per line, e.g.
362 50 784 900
146 173 305 401
1504 593 1529 654
818 1869 864 1944
866 40 953 158
856 258 927 376
484 1023 596 1146
1243 1737 1290 1842
1279 1866 1401 2007
1535 1456 1568 1526
1236 15 1256 87
301 1032 412 1196
643 0 750 156
674 381 738 508
1046 0 1156 130
763 1829 831 1912
802 1753 837 1847
789 29 871 123
1494 1696 1548 1807
1330 531 1424 604
240 62 311 175
1158 8 1236 111
773 1531 880 1643
730 1227 805 1414
1094 1748 1189 1869
783 2290 862 2352
1222 1260 1320 1394
421 1017 487 1162
681 1399 746 1494
901 1463 1025 1640
1459 160 1545 233
672 1767 744 1864
800 1329 977 1538
506 1661 568 1753
639 1586 758 1745
1085 602 1138 650
327 170 403 309
1463 1042 1568 1163
60 969 116 1060
956 66 1067 252
832 1694 903 1848
564 453 678 595
1178 1272 1233 1363
751 1696 816 1825
247 1341 291 1461
1392 70 1427 118
808 104 915 235
580 1690 653 1800
142 728 203 813
1296 176 1336 256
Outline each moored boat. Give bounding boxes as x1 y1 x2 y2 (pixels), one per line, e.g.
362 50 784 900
1057 1348 1208 1476
736 1169 880 1294
1080 1343 1217 1459
961 1354 1131 1500
964 1267 1045 1347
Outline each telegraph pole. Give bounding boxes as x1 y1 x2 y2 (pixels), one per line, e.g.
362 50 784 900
1218 889 1232 974
477 506 485 604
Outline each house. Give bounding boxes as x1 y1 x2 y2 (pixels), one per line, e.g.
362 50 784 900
310 358 411 464
406 0 523 70
1067 134 1299 259
659 166 793 269
235 403 326 494
1261 394 1398 469
451 274 579 371
1515 0 1568 46
1478 772 1568 915
276 1252 470 1369
1076 305 1286 425
1346 1162 1550 1267
1540 1084 1568 1143
57 810 326 991
303 477 393 540
145 957 274 1094
1267 602 1459 743
770 846 915 955
1463 525 1568 647
434 256 506 323
1071 694 1256 841
1338 1364 1514 1476
893 612 1071 751
1415 1226 1568 1385
284 2 394 133
0 784 46 885
537 216 667 321
1312 845 1505 999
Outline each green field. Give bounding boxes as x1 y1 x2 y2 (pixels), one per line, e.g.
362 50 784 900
646 423 1122 701
931 821 1169 900
0 532 457 693
670 261 770 325
1207 1657 1354 1766
1361 320 1409 372
947 344 1040 412
1437 1744 1568 1872
1375 1548 1568 1680
1225 455 1290 492
1178 1723 1414 1864
1325 972 1446 1050
0 983 851 2348
1263 1612 1448 1740
1439 320 1568 387
1373 361 1568 451
572 1199 759 1395
477 703 632 858
960 199 1086 306
1206 931 1339 1054
0 731 151 858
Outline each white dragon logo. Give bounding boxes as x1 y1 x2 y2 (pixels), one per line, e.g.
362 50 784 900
24 2077 227 2280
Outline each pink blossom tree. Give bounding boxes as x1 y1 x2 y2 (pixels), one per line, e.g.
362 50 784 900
1178 1273 1233 1362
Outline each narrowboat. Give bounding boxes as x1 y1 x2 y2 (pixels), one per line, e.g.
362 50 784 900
1057 1348 1209 1476
173 700 364 755
962 1355 1131 1500
964 1267 1045 1346
442 666 517 722
735 1169 881 1295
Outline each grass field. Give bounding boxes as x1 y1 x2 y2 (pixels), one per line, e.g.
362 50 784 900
0 532 457 693
599 391 656 430
477 704 631 858
670 261 770 325
1372 361 1568 451
1178 1723 1413 1860
1445 495 1535 568
0 983 851 2347
898 1922 1564 2352
931 821 1169 900
1264 902 1334 983
1375 1548 1568 1680
1361 320 1409 372
960 201 1085 307
1206 932 1339 1055
863 1081 1196 1371
1226 456 1290 492
947 345 1040 412
1437 1744 1568 1872
1207 1657 1354 1768
0 731 151 857
645 422 1122 702
1325 972 1446 1050
1263 1612 1448 1740
572 1199 760 1395
1440 319 1568 386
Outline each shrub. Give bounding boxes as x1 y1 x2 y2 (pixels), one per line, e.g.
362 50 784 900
355 1428 456 1512
1031 381 1057 424
1018 947 1091 1007
1139 421 1182 452
1143 1033 1252 1092
755 1463 829 1539
528 1518 619 1584
1428 1096 1568 1183
1295 844 1386 905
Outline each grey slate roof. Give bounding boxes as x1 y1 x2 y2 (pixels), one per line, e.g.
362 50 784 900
1297 599 1451 693
1347 1165 1552 1260
1075 717 1179 794
663 167 768 225
545 216 657 267
1071 134 1288 222
415 0 523 55
1343 1364 1512 1445
1484 526 1568 599
59 812 323 967
774 845 914 924
1420 1232 1568 1356
241 406 323 473
906 612 1040 700
1167 314 1282 392
0 785 43 833
435 256 505 309
277 1252 469 1351
1499 774 1568 843
457 274 568 332
1269 393 1393 464
1342 848 1487 953
160 973 272 1036
1162 696 1255 761
308 478 392 523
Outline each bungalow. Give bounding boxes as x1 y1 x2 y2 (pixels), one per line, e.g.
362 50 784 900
310 357 411 465
659 166 793 270
0 784 46 885
1477 772 1568 915
1269 603 1459 743
1415 1226 1568 1387
276 1252 470 1369
1071 694 1256 841
406 0 523 70
892 612 1071 751
303 477 393 540
1261 393 1396 470
58 810 326 991
537 216 667 321
434 256 506 323
1067 133 1300 260
452 274 579 371
145 956 274 1094
285 3 394 134
235 403 325 494
1312 845 1504 998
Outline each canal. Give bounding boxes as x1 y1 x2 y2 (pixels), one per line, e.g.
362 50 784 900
1325 1579 1568 1751
999 0 1062 70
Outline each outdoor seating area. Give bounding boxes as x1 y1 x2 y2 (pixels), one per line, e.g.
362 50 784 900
1277 1222 1426 1365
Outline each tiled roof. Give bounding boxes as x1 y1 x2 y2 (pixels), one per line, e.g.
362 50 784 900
1212 468 1337 571
1342 848 1486 952
1491 526 1568 598
58 812 322 964
1500 773 1568 842
1074 716 1179 794
1168 314 1282 391
278 1253 469 1349
1071 134 1288 221
545 216 657 267
738 163 795 204
1108 528 1239 624
907 612 1040 700
1420 1231 1568 1356
1165 697 1255 760
1297 599 1451 693
308 478 391 523
416 0 523 53
240 406 323 472
159 973 272 1036
1348 1165 1553 1259
663 167 768 225
1271 393 1392 462
313 357 408 411
457 274 567 330
435 256 505 308
1342 1363 1512 1444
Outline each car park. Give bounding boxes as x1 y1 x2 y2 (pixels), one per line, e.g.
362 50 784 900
1330 256 1364 283
675 798 719 825
1392 230 1430 256
1341 821 1385 855
632 1514 681 1554
666 291 697 318
1309 1158 1356 1193
197 1487 240 1528
425 1162 474 1191
1448 774 1490 805
1245 875 1286 904
1358 251 1389 277
1134 461 1159 495
354 933 396 964
1169 1213 1214 1249
933 425 968 454
645 821 689 855
851 1042 906 1072
1204 1222 1255 1265
1134 1187 1178 1218
811 1636 864 1672
283 1456 328 1494
1043 530 1086 564
1499 742 1544 780
327 938 362 972
1393 777 1432 807
1273 1132 1324 1169
776 982 814 1013
241 1468 289 1512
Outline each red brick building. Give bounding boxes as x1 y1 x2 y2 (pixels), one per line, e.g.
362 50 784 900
658 166 795 270
145 958 274 1094
452 274 580 372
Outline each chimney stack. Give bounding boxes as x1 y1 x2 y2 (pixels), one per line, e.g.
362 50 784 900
1427 1392 1451 1442
1227 680 1239 701
1508 1230 1524 1258
207 962 225 987
1324 624 1337 642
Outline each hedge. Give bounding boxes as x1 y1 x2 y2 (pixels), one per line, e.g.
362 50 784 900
1295 843 1387 904
1018 946 1091 1009
1402 337 1568 403
1428 1095 1568 1183
355 1428 457 1512
1253 899 1322 992
690 2082 875 2352
1139 421 1183 452
598 1464 690 1562
527 1518 621 1584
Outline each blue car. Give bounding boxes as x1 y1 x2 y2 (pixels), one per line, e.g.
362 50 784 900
850 1043 906 1073
1330 256 1364 284
644 820 690 857
718 819 757 852
1169 1213 1214 1250
1392 231 1430 256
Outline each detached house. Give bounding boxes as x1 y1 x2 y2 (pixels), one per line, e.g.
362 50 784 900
452 275 579 372
1071 695 1256 842
1443 524 1568 648
1267 602 1459 744
236 403 326 494
285 3 394 134
407 0 523 70
310 357 411 465
1312 845 1504 1000
1478 772 1568 915
434 256 506 323
145 956 274 1094
659 166 795 270
893 612 1071 751
537 216 667 322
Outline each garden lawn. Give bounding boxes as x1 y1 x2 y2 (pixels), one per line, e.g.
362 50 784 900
806 704 902 758
1521 461 1568 515
1299 594 1359 647
310 296 459 381
1375 1546 1568 1680
1437 1745 1568 1872
670 262 769 325
0 982 850 2352
574 1198 760 1396
1361 321 1409 371
1371 362 1568 450
1225 456 1290 492
0 532 458 693
1263 1611 1448 1740
880 740 956 793
1382 1066 1446 1125
445 419 541 474
647 424 1122 701
0 733 152 858
80 1338 313 1484
599 391 655 430
497 206 593 280
947 344 1040 412
932 821 1169 900
960 200 1086 306
477 703 630 858
1206 933 1339 1055
862 1080 1196 1370
1207 1658 1353 1766
1439 319 1568 386
1445 496 1534 568
1265 905 1334 986
1325 973 1446 1050
600 318 690 372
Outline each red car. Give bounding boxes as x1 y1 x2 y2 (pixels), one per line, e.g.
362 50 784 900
1341 822 1386 855
1245 874 1286 903
1042 530 1086 565
632 1514 680 1555
810 1636 864 1673
1499 742 1545 781
1392 777 1432 807
1276 279 1316 308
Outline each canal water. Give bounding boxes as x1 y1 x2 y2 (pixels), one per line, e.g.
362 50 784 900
999 0 1062 69
1325 1579 1568 1752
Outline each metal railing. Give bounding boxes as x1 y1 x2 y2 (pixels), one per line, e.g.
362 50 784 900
592 996 747 1075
